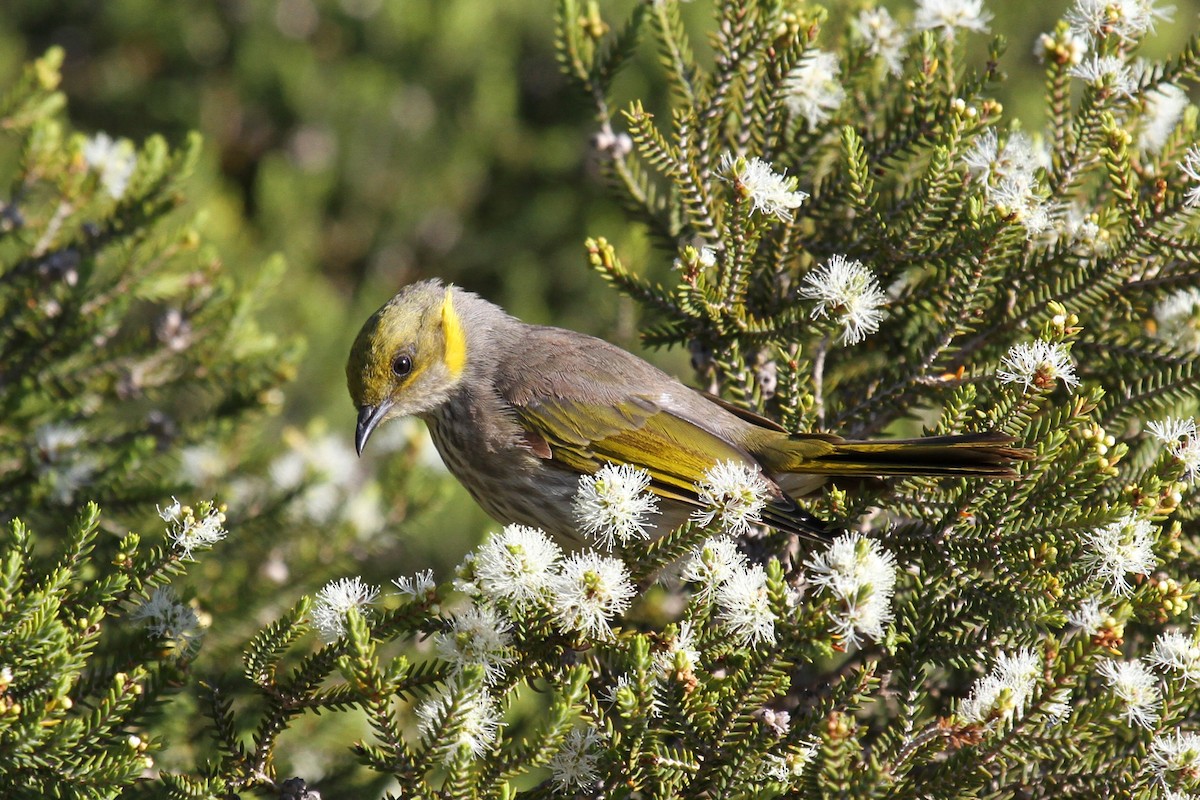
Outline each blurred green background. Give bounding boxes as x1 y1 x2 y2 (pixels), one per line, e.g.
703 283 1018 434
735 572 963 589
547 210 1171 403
0 0 1194 557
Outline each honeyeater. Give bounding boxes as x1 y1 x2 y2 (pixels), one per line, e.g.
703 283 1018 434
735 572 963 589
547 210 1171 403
347 280 1029 541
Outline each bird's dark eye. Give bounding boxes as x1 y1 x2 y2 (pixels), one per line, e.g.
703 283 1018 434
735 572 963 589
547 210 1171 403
392 354 413 378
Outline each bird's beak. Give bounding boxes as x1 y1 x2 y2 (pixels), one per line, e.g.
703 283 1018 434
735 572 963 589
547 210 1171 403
355 401 392 456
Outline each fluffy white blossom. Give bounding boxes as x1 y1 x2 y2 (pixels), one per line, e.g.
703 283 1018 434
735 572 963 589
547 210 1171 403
131 586 203 656
34 423 97 504
1081 513 1158 595
721 153 808 221
311 576 378 643
415 679 502 762
1034 29 1087 66
1151 730 1200 779
435 604 514 684
474 524 562 607
1141 83 1189 153
1066 0 1172 44
573 464 660 550
82 132 138 199
806 533 897 648
1154 287 1200 351
159 498 228 559
681 536 750 602
550 551 636 639
1066 596 1110 635
1181 145 1200 208
996 339 1080 393
763 742 817 786
784 50 846 131
548 726 602 790
1068 54 1136 98
655 621 700 678
853 8 905 74
958 648 1042 725
1149 630 1200 684
963 129 1053 237
1098 658 1162 729
913 0 992 39
715 563 777 645
394 568 437 601
692 461 772 536
1148 416 1200 482
800 255 888 345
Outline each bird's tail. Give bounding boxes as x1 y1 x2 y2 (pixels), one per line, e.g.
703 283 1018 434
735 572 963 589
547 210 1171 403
767 431 1032 478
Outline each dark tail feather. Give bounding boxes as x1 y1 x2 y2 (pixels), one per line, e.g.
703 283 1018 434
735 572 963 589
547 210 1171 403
782 431 1033 478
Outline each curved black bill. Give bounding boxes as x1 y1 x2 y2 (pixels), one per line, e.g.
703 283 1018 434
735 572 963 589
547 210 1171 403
355 402 391 456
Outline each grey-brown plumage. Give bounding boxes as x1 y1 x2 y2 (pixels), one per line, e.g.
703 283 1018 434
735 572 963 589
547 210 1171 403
347 280 1030 541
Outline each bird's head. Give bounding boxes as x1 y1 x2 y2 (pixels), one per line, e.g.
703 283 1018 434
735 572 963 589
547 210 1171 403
347 280 470 455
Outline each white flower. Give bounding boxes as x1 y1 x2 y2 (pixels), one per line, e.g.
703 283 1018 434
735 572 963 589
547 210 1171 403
964 130 1053 238
33 423 97 504
550 551 636 639
131 586 203 656
573 464 660 551
393 568 436 601
1066 0 1172 44
548 726 602 790
1081 513 1158 595
958 648 1042 725
474 524 562 607
1141 83 1189 153
784 50 846 131
161 499 227 559
996 339 1080 393
1097 658 1161 728
311 576 378 643
434 604 514 684
82 132 137 199
715 563 777 645
763 742 817 785
1154 287 1200 350
691 461 772 536
1151 730 1200 779
415 678 502 762
1149 630 1200 684
177 443 226 486
681 536 750 602
800 255 888 345
1180 145 1200 208
806 533 897 648
1066 596 1109 635
1069 55 1136 97
913 0 992 38
721 153 808 221
1034 30 1086 66
853 8 905 74
656 621 700 677
1148 416 1200 482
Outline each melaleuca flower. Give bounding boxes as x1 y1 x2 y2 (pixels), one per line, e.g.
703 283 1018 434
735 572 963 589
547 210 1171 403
159 498 227 559
806 533 897 648
434 604 515 684
548 726 602 791
800 255 888 345
958 648 1042 725
393 568 437 601
131 586 203 656
913 0 992 39
1068 54 1136 98
573 463 660 550
763 742 817 786
549 551 635 639
996 340 1080 393
1081 513 1158 595
474 524 562 608
82 132 137 199
853 8 905 74
1097 658 1161 729
1151 730 1200 780
721 153 808 221
1066 596 1110 635
715 562 777 645
311 576 378 643
1148 630 1200 684
1140 83 1188 153
784 50 846 131
1066 0 1172 44
1147 417 1200 483
681 536 750 602
691 461 771 536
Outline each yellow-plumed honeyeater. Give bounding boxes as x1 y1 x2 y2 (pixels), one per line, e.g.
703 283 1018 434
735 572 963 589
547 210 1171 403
347 280 1029 540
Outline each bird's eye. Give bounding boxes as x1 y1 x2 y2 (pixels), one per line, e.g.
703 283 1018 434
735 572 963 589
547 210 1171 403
392 354 413 378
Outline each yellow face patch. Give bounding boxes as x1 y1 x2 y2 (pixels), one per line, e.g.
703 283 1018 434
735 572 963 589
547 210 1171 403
440 288 467 379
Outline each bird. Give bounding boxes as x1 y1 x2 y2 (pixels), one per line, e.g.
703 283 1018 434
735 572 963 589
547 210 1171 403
347 280 1030 542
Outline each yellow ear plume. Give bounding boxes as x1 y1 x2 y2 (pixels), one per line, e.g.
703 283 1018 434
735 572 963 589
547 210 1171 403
440 288 467 379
